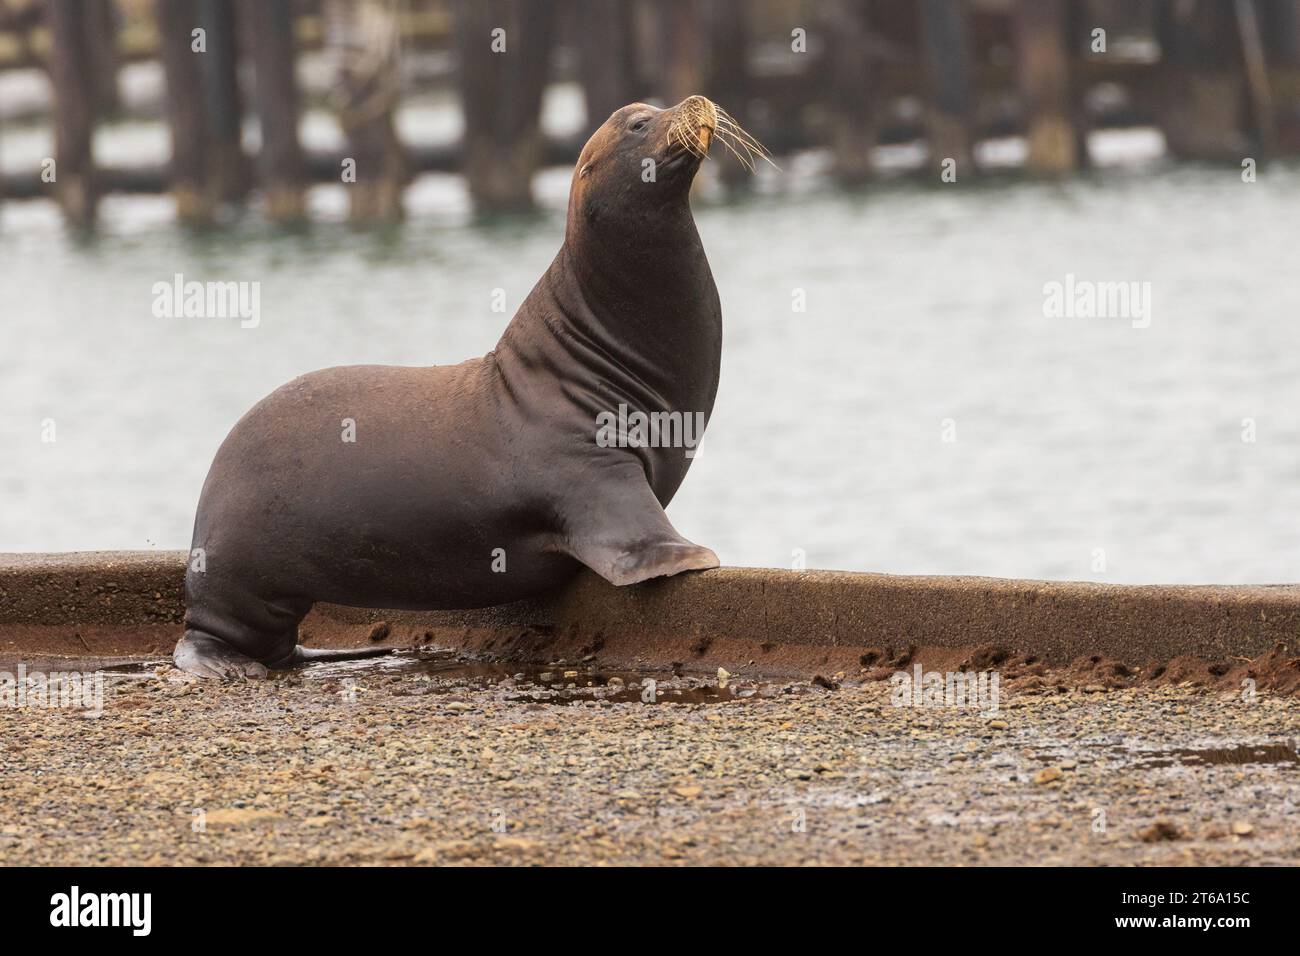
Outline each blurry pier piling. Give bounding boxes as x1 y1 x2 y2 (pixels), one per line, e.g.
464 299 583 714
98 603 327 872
2 0 1300 227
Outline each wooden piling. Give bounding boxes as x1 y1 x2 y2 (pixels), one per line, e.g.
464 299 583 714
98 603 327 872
199 0 249 203
823 0 879 184
45 0 99 227
1155 0 1249 161
238 0 307 221
17 0 1300 223
660 0 703 106
575 0 638 127
1261 0 1300 62
155 0 213 223
708 0 754 187
86 0 121 117
1063 0 1092 169
1260 0 1300 152
1013 0 1077 176
1235 0 1277 159
919 0 975 176
455 0 556 213
326 0 408 223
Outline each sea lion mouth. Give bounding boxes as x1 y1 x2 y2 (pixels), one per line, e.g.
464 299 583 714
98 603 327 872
667 95 775 173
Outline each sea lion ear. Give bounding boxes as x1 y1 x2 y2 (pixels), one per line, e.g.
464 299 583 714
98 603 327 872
579 162 593 178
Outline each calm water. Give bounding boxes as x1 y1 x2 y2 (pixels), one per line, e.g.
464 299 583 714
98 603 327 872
2 156 1298 584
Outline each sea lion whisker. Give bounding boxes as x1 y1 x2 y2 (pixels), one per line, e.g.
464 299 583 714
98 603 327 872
670 116 709 159
686 128 711 160
713 108 778 169
713 130 756 172
714 123 758 157
715 119 762 152
674 118 711 160
713 126 764 173
715 118 776 168
718 128 777 172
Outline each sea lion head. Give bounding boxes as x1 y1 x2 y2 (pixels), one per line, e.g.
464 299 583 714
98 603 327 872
568 95 718 231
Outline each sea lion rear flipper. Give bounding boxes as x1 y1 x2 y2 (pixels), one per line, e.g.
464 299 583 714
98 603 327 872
174 631 270 680
175 632 394 680
556 478 719 587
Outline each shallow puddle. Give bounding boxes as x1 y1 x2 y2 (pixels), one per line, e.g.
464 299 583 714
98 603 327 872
301 648 779 706
0 658 162 675
1030 740 1300 772
1127 743 1299 769
1 650 797 706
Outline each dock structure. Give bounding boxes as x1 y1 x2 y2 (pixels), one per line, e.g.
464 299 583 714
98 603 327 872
43 0 99 227
2 0 1299 225
4 551 1300 672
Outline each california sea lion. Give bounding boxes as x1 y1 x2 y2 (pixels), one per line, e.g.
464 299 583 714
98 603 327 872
175 96 736 678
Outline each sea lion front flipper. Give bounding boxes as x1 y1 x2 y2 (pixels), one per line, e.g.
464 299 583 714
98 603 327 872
555 476 719 587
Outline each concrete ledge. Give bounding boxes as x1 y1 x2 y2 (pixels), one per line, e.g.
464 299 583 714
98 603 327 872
2 551 1298 665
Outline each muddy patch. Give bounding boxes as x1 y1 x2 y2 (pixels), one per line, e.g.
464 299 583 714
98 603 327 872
1126 743 1300 769
849 641 1300 698
0 657 163 674
298 649 799 706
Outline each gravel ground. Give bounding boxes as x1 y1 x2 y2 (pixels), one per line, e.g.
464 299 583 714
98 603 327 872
1 653 1297 866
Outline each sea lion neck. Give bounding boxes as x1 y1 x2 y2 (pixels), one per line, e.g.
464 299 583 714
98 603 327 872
555 195 719 387
562 194 713 326
553 93 719 343
492 197 720 426
492 95 722 421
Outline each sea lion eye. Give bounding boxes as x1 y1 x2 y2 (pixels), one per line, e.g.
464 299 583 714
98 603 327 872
630 118 648 132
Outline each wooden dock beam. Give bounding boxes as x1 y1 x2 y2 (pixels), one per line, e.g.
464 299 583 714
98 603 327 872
45 0 100 227
327 0 408 223
155 0 213 223
920 0 975 176
199 0 249 204
575 0 638 128
239 0 307 221
708 0 755 188
1155 0 1249 161
455 0 555 213
86 0 121 117
659 0 704 106
823 0 879 184
1013 0 1077 176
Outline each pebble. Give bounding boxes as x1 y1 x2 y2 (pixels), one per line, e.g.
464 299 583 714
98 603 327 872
5 664 1293 866
1033 767 1063 785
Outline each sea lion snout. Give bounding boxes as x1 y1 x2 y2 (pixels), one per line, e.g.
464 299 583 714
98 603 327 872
675 94 718 151
667 95 718 158
666 96 773 174
573 95 768 196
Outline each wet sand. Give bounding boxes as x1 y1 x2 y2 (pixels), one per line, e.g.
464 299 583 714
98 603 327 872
1 653 1296 866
